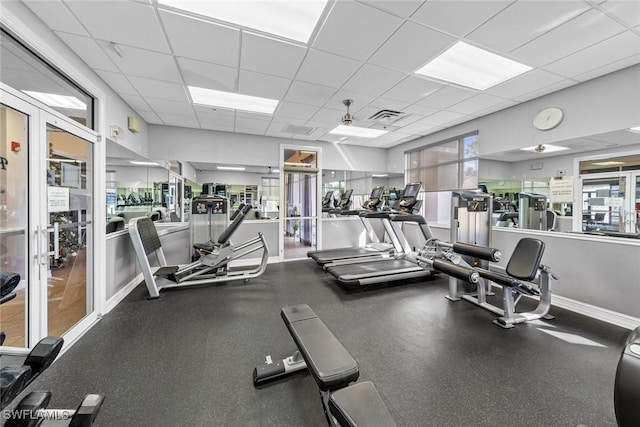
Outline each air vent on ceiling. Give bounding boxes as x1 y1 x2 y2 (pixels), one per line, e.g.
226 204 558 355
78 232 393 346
367 109 406 125
283 124 315 135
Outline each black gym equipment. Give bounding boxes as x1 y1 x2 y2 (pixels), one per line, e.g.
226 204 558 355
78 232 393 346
325 189 353 217
253 304 395 426
1 272 21 345
5 390 104 426
614 326 640 426
129 204 268 299
1 337 64 409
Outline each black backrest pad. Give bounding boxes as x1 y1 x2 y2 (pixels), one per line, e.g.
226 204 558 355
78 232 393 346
136 217 162 255
615 326 640 427
217 204 251 244
329 381 397 427
506 238 545 281
281 304 359 391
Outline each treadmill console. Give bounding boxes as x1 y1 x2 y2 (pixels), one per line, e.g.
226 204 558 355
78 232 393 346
362 187 384 211
397 183 422 213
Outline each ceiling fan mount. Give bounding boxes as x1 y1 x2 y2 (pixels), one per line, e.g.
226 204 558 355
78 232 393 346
341 99 354 125
535 144 545 153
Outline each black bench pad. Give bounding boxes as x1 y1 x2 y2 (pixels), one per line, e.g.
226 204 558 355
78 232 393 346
615 326 640 427
329 381 396 427
281 305 359 391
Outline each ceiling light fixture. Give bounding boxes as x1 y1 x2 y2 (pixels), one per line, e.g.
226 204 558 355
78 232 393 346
591 161 625 166
189 86 278 114
415 41 532 90
629 126 640 133
372 174 389 177
158 0 328 43
217 165 246 171
23 91 86 110
129 161 159 166
519 144 569 153
329 125 388 139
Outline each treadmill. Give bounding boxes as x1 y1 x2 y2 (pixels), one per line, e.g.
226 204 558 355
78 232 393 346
324 185 436 289
307 185 413 265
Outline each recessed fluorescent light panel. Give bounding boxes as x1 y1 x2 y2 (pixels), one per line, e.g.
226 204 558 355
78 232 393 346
591 161 625 166
188 86 278 114
329 125 388 139
24 91 86 110
158 0 328 43
520 144 569 153
415 41 532 90
217 166 246 171
629 126 640 133
129 161 159 166
372 174 388 177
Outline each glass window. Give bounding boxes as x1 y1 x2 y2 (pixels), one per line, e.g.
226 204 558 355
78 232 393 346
0 28 94 129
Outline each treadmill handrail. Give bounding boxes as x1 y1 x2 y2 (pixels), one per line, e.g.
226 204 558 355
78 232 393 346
389 214 426 224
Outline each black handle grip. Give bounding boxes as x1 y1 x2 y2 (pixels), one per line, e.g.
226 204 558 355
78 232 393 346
432 259 479 283
452 242 501 262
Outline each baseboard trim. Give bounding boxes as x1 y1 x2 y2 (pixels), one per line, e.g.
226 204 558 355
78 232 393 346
552 295 640 330
104 275 142 314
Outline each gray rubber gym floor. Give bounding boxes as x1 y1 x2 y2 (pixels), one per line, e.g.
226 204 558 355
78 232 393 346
18 260 630 426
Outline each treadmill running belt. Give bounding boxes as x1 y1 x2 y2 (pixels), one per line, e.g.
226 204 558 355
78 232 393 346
308 247 390 265
325 259 424 281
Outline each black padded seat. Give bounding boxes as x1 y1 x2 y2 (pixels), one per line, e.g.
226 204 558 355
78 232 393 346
615 326 640 427
281 304 359 391
329 381 396 427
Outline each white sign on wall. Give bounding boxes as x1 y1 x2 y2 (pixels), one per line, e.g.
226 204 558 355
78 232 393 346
48 186 69 212
549 177 574 203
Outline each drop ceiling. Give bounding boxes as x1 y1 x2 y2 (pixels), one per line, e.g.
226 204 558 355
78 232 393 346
9 0 640 151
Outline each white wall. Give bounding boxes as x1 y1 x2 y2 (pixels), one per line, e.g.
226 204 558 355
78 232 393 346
479 160 513 180
148 125 388 172
388 65 640 172
196 170 264 186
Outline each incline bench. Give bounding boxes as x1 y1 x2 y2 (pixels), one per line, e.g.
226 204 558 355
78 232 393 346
254 304 396 426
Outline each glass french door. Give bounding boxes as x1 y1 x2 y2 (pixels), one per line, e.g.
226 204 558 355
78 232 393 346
580 171 639 233
1 88 96 350
280 145 321 260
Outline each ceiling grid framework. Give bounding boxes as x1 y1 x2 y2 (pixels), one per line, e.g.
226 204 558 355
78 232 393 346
9 0 640 155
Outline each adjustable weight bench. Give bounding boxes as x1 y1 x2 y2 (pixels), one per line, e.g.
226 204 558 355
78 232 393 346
129 204 268 299
254 304 395 426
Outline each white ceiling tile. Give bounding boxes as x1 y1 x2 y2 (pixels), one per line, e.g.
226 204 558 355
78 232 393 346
390 114 422 128
485 69 567 100
447 93 511 115
145 97 193 115
194 105 236 117
201 122 235 132
127 76 189 102
309 108 344 126
241 33 307 79
102 43 182 82
381 76 444 104
266 121 295 138
418 110 471 127
284 81 336 106
235 128 266 136
326 91 376 114
238 70 291 99
177 58 236 91
355 0 423 18
543 31 640 79
159 10 240 67
275 101 319 120
235 116 270 131
601 0 640 28
137 110 162 124
236 111 273 121
467 1 590 52
572 52 640 82
196 111 235 130
403 104 439 117
295 50 362 87
369 98 411 112
341 64 406 97
511 10 627 66
411 1 511 37
119 93 152 111
95 70 137 95
513 79 577 102
64 0 170 53
368 22 456 73
416 85 477 109
157 112 200 128
56 32 119 73
396 121 438 135
23 0 90 36
312 1 403 61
